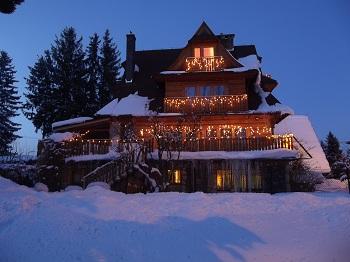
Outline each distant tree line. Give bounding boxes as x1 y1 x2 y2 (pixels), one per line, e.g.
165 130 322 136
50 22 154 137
23 27 121 137
0 27 121 155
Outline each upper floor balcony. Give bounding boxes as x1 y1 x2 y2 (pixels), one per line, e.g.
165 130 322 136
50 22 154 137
185 56 224 72
164 94 248 114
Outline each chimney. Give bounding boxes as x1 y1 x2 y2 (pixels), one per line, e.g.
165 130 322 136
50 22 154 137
218 34 235 50
125 32 136 82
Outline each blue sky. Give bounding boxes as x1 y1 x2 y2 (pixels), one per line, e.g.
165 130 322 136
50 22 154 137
0 0 349 153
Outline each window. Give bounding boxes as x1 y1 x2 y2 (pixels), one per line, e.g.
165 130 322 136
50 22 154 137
214 86 225 96
185 87 196 97
203 47 214 57
206 127 217 138
194 48 201 58
235 128 246 138
216 170 233 191
200 86 210 96
168 170 181 184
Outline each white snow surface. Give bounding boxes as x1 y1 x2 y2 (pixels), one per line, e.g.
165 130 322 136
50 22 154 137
86 182 111 190
33 182 48 192
52 117 93 128
315 179 348 192
65 151 120 163
49 132 76 142
96 93 154 117
275 115 331 173
0 177 349 262
151 149 299 160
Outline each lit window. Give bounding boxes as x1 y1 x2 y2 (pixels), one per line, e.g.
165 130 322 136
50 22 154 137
168 170 181 184
206 127 217 138
216 170 233 191
185 87 196 97
194 48 201 58
203 47 214 57
200 86 210 96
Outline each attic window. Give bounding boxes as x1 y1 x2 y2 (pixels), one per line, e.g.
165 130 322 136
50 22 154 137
203 47 214 57
193 47 214 57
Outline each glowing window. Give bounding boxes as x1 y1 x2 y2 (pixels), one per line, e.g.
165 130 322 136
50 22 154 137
194 48 201 58
168 170 181 184
203 47 214 57
216 170 233 191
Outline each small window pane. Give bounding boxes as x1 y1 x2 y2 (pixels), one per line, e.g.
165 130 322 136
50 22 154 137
194 48 201 58
185 87 196 97
200 86 210 96
215 86 224 96
203 47 214 57
216 170 233 191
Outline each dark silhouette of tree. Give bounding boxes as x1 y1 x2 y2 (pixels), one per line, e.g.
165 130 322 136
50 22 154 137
85 33 101 114
99 30 121 108
23 51 56 137
0 50 21 154
0 0 24 14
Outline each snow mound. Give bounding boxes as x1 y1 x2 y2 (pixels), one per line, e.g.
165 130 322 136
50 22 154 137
96 93 154 117
65 151 120 162
34 182 48 192
48 132 76 142
274 115 331 174
315 179 348 192
1 177 350 262
86 182 110 190
65 185 83 192
52 117 93 128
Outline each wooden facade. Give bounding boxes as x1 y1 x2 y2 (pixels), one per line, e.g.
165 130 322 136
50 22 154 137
47 22 297 193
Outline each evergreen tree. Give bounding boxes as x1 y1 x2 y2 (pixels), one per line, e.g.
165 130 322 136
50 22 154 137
0 0 24 14
99 30 121 108
23 51 56 137
323 132 345 178
85 33 101 114
51 27 88 120
0 50 21 154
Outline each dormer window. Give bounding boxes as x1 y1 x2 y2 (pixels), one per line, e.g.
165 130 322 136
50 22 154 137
193 47 214 57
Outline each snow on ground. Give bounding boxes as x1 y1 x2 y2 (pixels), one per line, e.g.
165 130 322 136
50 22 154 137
52 117 93 128
316 179 348 192
96 93 154 117
0 177 349 262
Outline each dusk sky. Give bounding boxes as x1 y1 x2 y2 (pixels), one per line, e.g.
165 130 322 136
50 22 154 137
1 0 349 153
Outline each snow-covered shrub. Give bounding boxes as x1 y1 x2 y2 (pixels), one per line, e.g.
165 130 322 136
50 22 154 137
34 182 49 192
288 159 324 192
86 182 110 190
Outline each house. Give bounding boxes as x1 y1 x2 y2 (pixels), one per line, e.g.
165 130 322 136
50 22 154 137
45 22 330 193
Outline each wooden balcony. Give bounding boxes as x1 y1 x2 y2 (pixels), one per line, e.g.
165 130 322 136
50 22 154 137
181 136 294 152
164 95 248 114
185 56 224 72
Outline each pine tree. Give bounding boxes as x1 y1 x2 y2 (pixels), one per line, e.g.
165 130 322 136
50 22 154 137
0 50 21 155
323 132 345 178
23 51 56 137
99 30 121 108
51 27 88 120
85 33 101 114
0 0 24 14
324 132 343 166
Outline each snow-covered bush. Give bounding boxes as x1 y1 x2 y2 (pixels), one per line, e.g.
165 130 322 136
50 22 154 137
65 185 83 191
34 182 49 192
288 159 324 192
86 182 110 190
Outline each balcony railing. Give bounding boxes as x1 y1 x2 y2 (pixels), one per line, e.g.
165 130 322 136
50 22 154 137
181 136 294 152
185 56 224 72
164 95 248 114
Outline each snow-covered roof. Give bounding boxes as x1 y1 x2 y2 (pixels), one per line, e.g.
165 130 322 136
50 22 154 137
52 117 93 128
48 132 76 142
96 93 154 117
151 149 298 160
224 54 261 72
274 115 331 173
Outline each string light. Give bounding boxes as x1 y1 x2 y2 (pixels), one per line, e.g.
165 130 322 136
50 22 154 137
164 95 247 113
185 56 224 72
